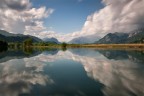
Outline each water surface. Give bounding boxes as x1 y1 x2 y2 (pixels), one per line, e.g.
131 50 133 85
0 48 144 96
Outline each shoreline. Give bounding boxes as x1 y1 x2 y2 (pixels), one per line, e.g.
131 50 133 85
32 44 144 50
8 43 144 51
80 44 144 48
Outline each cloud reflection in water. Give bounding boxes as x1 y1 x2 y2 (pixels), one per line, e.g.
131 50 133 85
0 56 53 96
36 49 144 96
0 49 144 96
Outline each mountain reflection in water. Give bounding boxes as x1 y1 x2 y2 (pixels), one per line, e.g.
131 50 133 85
0 48 144 96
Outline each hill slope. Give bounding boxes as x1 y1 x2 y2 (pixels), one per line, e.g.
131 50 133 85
96 29 144 44
0 30 42 43
43 37 60 44
96 32 128 44
69 34 100 44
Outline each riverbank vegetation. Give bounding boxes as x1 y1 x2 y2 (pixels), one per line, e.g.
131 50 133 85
6 38 144 51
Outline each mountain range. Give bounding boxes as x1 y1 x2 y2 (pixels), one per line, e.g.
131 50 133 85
0 30 60 43
0 30 42 43
69 34 100 44
69 28 144 44
96 28 144 44
0 28 144 44
96 32 128 44
43 37 60 44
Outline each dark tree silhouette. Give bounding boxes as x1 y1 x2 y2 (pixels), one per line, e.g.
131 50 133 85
0 40 8 52
23 38 33 47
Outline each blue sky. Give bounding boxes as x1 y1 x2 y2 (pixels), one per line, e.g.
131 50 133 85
31 0 103 34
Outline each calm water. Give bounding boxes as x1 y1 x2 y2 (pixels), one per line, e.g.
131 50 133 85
0 48 144 96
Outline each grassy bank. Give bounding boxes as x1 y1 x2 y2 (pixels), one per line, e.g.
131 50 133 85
81 44 144 48
65 44 144 51
8 42 144 50
32 44 144 49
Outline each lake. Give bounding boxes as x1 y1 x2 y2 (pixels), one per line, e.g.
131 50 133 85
0 48 144 96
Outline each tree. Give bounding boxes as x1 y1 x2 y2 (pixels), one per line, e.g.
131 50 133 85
23 38 33 47
0 40 8 52
61 42 67 50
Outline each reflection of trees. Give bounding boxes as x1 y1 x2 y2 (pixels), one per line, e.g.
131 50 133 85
0 48 60 63
23 47 33 54
0 50 42 63
61 47 67 51
0 57 53 96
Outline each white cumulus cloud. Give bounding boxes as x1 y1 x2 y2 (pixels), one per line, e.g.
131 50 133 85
0 0 54 35
36 31 80 42
79 0 144 37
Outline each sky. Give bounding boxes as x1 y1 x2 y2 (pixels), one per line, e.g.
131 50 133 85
0 0 144 42
31 0 103 34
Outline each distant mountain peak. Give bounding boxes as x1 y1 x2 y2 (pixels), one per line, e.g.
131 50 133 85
69 34 100 44
43 37 60 44
128 28 144 38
